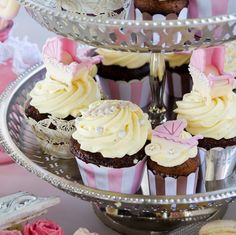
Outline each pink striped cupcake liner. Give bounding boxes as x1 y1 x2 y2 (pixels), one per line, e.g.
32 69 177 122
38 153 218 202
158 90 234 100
76 158 146 194
188 0 236 18
96 75 151 108
148 168 199 196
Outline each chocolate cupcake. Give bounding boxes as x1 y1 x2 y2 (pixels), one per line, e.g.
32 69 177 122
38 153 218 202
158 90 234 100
96 48 151 108
145 119 202 195
71 100 152 193
134 0 189 20
176 46 236 149
25 37 102 159
175 46 236 181
164 52 192 118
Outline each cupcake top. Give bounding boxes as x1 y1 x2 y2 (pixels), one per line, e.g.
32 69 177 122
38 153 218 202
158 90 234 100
72 100 152 158
73 228 99 235
145 120 202 167
96 48 150 69
30 37 102 118
164 52 191 68
175 46 236 140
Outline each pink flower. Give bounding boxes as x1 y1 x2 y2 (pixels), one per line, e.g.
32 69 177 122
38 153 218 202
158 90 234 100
0 231 22 235
23 220 64 235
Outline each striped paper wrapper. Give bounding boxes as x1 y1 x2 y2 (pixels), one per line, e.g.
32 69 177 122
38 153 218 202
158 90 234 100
96 75 151 108
148 168 199 196
188 0 236 18
76 158 146 194
134 7 188 21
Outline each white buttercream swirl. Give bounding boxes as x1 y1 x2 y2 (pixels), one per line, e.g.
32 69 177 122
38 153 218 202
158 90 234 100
96 48 150 69
175 91 236 140
30 72 101 118
145 131 198 167
72 100 152 158
165 53 191 68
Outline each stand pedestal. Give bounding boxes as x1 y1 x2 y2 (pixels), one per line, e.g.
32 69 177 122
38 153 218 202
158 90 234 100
93 204 227 235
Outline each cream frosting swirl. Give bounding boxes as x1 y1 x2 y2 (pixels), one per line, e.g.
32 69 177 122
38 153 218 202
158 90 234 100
225 41 236 73
175 91 236 140
30 72 101 118
72 100 152 158
96 48 150 69
145 131 198 167
165 52 191 68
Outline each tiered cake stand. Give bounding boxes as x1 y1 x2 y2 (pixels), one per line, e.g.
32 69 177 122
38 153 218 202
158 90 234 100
1 0 236 234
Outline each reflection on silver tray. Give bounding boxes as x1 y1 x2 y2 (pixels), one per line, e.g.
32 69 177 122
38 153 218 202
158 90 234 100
0 64 236 230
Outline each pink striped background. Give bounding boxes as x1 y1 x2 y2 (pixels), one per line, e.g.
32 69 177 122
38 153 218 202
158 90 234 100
148 168 199 196
188 0 236 18
96 75 151 108
76 158 146 194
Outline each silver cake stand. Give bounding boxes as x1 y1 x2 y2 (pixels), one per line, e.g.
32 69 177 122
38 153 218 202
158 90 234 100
5 0 236 234
0 64 236 235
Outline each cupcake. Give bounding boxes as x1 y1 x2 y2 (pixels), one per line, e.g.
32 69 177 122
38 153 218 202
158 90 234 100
176 46 236 150
73 228 99 235
0 0 20 20
199 220 236 235
164 52 192 118
96 48 151 108
175 46 236 181
58 0 131 19
134 0 189 20
25 37 102 159
145 119 202 195
71 100 152 193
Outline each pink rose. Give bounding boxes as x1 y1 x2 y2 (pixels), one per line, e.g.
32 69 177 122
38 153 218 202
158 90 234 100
23 220 64 235
0 231 22 235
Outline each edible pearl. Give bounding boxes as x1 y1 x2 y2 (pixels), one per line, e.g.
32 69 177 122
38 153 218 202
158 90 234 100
96 126 104 135
147 144 160 151
118 130 126 138
168 149 175 155
139 118 146 126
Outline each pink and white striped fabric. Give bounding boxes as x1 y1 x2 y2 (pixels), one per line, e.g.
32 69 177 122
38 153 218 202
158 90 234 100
96 75 151 108
148 168 199 196
188 0 236 18
76 158 146 194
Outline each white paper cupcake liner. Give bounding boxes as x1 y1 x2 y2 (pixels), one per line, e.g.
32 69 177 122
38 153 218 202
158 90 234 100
96 75 151 108
199 146 236 182
148 168 199 196
76 157 146 194
27 116 75 159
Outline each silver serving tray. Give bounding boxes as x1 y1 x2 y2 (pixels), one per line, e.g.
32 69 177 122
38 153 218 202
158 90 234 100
17 0 236 52
0 64 236 230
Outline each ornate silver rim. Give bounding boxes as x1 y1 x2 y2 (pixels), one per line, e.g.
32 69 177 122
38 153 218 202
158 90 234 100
1 64 236 207
17 0 236 52
17 0 236 27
